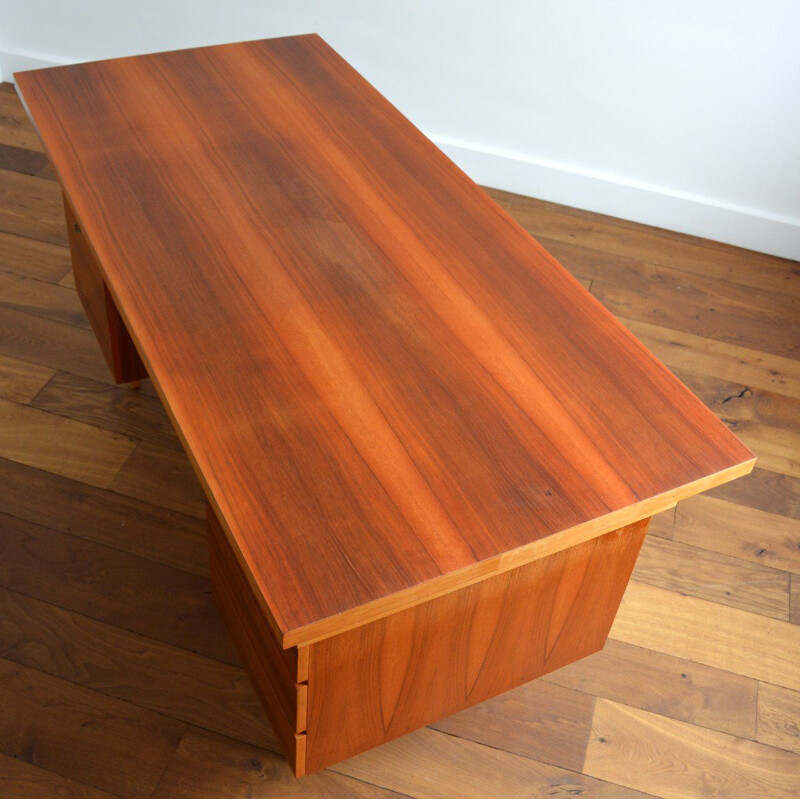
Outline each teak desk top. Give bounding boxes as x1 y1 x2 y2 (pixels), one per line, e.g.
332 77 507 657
17 35 754 648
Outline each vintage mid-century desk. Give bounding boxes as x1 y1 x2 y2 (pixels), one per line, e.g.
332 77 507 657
17 35 754 776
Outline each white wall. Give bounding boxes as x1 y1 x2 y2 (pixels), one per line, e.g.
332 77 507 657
1 0 798 259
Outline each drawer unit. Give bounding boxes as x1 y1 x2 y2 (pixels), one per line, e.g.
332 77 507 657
209 504 648 776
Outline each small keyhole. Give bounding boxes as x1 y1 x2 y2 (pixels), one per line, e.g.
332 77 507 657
74 222 81 233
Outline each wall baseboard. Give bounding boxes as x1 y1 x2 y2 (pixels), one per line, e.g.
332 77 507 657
433 135 800 262
0 47 72 79
2 47 797 261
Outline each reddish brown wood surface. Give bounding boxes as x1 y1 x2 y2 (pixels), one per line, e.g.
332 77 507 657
16 35 754 646
305 518 649 773
63 195 147 384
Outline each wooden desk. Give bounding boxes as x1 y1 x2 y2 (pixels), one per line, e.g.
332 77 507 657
16 35 754 776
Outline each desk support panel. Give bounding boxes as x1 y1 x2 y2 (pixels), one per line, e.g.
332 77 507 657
64 196 147 385
208 504 648 776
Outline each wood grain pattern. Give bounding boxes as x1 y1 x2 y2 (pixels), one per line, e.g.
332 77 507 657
633 534 792 620
708 467 800 521
430 679 595 772
584 699 800 798
667 494 800 574
305 519 648 773
757 683 800 755
0 512 237 664
153 728 405 799
544 638 758 738
208 507 308 769
0 229 70 283
0 657 185 797
0 352 53 402
0 396 136 486
331 725 651 799
500 189 799 295
611 581 800 690
0 267 87 328
621 316 800 400
0 456 208 576
0 753 114 799
64 196 147 384
31 371 183 449
0 304 116 384
0 84 795 795
16 35 753 646
0 167 64 245
108 439 206 518
0 586 278 752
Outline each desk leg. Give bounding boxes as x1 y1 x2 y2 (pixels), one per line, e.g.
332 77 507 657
63 194 148 385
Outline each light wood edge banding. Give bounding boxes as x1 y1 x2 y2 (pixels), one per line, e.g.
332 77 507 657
281 457 755 647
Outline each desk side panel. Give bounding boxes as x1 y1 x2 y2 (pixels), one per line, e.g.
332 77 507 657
305 517 649 773
63 195 147 384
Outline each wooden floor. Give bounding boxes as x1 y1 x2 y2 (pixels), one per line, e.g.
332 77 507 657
0 79 798 798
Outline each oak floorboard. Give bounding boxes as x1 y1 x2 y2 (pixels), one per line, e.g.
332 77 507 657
153 728 405 799
0 99 44 152
530 233 800 330
2 79 798 797
0 397 137 487
665 494 800 575
504 194 800 295
0 657 185 797
584 699 800 798
0 229 71 283
0 512 238 664
0 268 90 328
724 419 800 478
0 305 115 384
757 684 800 755
490 186 798 271
330 726 651 799
0 141 50 176
430 680 595 772
0 586 277 751
673 369 800 435
706 468 800 521
31 371 182 450
108 439 206 519
0 167 66 246
17 39 754 646
632 534 791 620
611 582 800 691
591 270 799 361
543 638 757 739
0 752 116 798
0 456 208 576
59 268 76 288
0 352 54 402
621 317 800 400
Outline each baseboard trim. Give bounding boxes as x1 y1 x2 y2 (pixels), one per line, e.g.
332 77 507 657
0 47 73 79
432 135 800 261
2 47 797 261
